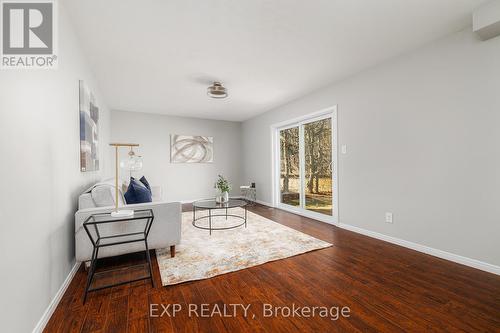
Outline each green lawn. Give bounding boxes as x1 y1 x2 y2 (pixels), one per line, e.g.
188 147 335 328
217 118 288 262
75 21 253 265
281 193 332 216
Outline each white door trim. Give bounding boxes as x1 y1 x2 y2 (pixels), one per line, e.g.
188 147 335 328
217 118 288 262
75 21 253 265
271 105 339 225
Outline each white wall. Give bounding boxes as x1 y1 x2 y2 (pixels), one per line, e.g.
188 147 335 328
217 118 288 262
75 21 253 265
0 6 111 333
111 110 242 201
242 28 500 267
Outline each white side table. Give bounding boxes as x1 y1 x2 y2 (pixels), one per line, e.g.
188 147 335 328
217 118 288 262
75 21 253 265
240 185 256 205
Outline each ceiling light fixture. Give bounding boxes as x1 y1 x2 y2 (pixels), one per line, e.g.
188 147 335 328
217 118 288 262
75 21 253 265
207 81 228 99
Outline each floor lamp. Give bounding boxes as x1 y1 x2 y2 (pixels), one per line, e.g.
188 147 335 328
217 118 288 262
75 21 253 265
109 143 142 217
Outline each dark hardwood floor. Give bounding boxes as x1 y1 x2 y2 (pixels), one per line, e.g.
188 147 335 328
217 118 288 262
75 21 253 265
45 204 500 332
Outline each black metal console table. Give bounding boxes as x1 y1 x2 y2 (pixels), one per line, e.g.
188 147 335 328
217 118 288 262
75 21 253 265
82 209 154 303
192 199 247 235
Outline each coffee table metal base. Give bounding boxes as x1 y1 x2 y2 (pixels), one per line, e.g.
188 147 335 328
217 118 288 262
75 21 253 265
192 205 247 235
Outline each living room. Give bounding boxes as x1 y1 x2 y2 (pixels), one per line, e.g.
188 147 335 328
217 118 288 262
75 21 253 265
1 0 499 332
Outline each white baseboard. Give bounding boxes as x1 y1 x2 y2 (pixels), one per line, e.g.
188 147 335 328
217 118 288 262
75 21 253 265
338 223 500 276
248 202 499 275
32 262 81 333
254 199 273 207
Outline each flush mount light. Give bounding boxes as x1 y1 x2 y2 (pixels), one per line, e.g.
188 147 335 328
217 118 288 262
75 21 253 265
207 81 228 99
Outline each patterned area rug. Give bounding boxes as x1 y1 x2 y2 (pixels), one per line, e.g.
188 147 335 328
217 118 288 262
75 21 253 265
156 208 332 286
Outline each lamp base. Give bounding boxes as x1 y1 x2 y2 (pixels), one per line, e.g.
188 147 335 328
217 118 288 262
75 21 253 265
111 209 134 218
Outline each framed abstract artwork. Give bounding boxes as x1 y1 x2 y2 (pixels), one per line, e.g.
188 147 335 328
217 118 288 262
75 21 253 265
79 80 100 171
170 134 214 163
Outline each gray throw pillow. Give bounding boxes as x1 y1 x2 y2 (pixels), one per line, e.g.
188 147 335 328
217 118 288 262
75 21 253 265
91 185 124 207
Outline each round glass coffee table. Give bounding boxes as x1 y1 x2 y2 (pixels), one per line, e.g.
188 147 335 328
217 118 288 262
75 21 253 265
192 199 248 235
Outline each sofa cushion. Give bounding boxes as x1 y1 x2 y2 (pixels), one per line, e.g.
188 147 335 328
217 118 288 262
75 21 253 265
151 186 163 201
124 178 152 204
91 184 125 207
91 185 114 207
79 193 96 209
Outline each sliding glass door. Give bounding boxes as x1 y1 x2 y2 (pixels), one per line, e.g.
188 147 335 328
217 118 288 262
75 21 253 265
279 126 300 207
304 117 332 216
276 109 337 223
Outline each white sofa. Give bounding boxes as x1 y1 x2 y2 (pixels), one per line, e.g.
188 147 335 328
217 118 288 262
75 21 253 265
74 179 182 263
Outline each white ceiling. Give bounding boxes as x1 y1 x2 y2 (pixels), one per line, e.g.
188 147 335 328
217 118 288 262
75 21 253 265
65 0 485 121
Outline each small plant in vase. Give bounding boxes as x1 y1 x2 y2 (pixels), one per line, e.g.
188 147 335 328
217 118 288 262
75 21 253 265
215 174 231 203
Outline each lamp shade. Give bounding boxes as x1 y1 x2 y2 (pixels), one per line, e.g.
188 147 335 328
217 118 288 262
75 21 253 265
120 155 143 171
109 143 141 218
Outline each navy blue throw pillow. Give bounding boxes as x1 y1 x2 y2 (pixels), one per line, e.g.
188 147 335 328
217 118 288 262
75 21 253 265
139 176 151 193
124 178 152 204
